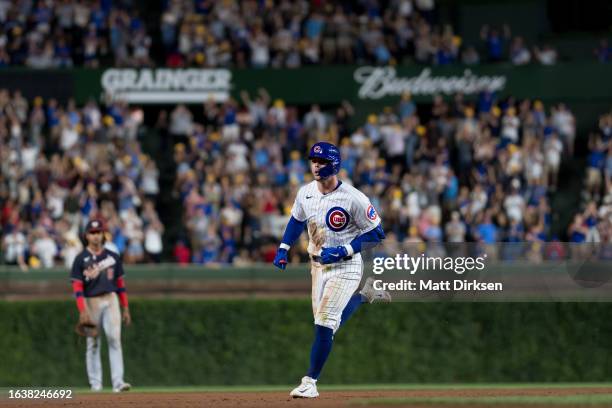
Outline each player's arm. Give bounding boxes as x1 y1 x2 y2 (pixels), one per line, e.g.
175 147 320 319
114 257 131 325
345 224 385 255
273 216 306 269
69 254 89 320
320 195 384 264
319 225 385 264
273 191 307 270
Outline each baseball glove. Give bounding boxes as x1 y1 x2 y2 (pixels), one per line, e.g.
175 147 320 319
307 220 326 254
75 315 99 337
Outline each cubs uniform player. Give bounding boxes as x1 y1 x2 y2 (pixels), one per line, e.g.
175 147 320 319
70 219 132 392
273 142 390 398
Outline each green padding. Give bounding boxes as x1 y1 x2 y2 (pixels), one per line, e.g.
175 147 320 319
1 300 612 387
0 264 309 281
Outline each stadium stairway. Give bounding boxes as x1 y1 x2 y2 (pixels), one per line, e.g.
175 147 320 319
139 127 183 260
550 156 585 239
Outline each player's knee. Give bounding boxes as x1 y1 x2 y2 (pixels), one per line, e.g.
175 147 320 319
106 335 122 349
87 338 99 350
315 312 340 332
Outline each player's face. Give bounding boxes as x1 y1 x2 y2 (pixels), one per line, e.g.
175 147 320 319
310 158 329 180
86 231 103 247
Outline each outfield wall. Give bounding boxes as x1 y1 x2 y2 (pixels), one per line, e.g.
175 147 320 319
1 299 611 387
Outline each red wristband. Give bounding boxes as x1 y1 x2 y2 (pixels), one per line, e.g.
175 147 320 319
72 280 86 312
116 277 129 308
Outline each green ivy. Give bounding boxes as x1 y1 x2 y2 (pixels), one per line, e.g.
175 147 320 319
1 300 611 386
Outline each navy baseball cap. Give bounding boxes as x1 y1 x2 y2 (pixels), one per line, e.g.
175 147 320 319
85 219 104 233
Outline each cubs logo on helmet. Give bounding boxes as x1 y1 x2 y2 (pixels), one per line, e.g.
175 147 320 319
308 142 342 179
326 207 350 232
366 204 378 221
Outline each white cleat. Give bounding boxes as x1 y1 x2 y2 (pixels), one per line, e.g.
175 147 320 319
360 276 392 303
90 385 102 392
113 383 131 393
289 376 319 398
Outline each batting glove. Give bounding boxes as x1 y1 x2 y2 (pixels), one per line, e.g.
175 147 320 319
273 248 288 270
320 246 349 264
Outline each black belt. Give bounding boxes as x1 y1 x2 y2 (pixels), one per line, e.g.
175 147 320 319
87 292 114 298
310 255 353 263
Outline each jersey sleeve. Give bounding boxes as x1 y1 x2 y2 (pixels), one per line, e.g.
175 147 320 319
70 254 84 281
290 188 307 222
114 254 125 278
352 191 381 233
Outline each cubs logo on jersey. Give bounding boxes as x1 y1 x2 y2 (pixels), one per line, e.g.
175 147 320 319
366 204 378 221
326 207 350 232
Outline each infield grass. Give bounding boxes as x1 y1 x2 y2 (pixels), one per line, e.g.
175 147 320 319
60 382 612 394
354 394 612 406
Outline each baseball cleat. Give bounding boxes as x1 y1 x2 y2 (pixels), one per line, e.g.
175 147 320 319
90 385 102 392
113 383 131 393
290 376 319 398
360 276 392 303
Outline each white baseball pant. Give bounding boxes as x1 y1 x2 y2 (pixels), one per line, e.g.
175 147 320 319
311 257 362 333
85 292 125 390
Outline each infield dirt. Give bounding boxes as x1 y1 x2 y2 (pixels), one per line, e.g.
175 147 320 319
3 387 612 408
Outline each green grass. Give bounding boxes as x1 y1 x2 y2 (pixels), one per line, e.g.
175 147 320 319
355 394 612 406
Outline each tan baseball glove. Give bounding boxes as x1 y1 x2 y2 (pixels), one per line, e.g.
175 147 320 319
75 311 98 337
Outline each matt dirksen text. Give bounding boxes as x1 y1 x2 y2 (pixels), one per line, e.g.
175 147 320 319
373 279 503 292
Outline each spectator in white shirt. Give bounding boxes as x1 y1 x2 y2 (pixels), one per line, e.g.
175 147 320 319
552 103 576 156
534 44 558 65
544 132 563 188
31 228 58 268
510 37 531 65
2 227 28 271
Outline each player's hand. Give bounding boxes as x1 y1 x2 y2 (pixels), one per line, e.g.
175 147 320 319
273 248 288 270
122 308 132 326
79 309 92 324
320 246 349 264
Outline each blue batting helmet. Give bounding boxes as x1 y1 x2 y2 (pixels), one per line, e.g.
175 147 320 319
308 142 341 179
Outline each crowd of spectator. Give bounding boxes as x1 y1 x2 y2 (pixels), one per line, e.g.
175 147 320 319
568 111 612 244
475 24 562 66
0 89 162 270
0 0 153 68
160 1 571 68
168 87 582 265
0 84 607 268
161 0 439 67
1 0 608 69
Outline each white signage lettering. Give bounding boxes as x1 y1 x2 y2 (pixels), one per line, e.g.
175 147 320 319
354 67 506 99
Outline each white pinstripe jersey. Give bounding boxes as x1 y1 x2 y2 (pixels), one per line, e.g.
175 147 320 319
291 180 381 257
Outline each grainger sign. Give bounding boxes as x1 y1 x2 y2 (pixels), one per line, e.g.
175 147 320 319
101 69 232 103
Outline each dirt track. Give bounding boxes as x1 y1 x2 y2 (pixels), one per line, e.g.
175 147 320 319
3 387 612 408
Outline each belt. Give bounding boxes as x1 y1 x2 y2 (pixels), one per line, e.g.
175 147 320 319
310 255 353 263
88 292 115 298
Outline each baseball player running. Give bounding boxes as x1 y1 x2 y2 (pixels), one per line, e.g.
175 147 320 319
70 219 132 392
273 142 391 398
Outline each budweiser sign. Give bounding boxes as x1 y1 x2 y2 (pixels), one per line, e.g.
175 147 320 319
354 67 506 99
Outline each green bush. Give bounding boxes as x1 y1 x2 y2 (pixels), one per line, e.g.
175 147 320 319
1 300 611 386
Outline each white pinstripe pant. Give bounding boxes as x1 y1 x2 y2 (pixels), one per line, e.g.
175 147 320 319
311 257 362 333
